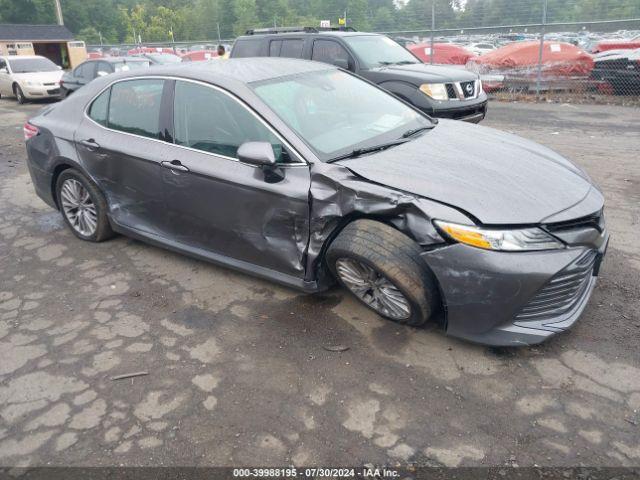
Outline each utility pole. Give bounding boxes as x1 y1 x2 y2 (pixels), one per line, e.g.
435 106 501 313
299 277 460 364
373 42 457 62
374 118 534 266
217 23 221 43
536 0 548 97
54 0 64 25
430 1 435 65
274 16 277 29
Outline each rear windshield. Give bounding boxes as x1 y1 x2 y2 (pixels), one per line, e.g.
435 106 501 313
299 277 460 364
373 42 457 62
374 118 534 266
232 39 264 57
8 57 59 73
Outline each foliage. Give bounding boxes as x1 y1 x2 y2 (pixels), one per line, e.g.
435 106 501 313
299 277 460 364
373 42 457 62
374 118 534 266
0 0 638 44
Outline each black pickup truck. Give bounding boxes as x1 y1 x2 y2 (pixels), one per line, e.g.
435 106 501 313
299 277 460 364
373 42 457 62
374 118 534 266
231 27 488 123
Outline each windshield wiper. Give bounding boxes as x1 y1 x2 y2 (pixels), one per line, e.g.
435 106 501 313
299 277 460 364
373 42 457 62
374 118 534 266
401 125 435 138
327 139 409 163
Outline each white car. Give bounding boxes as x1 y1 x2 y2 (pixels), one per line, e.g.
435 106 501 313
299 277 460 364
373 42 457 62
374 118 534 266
0 55 64 104
468 43 496 56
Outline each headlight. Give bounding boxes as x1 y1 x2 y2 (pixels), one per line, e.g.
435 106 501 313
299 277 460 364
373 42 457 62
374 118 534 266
25 80 41 87
434 220 564 251
419 83 449 100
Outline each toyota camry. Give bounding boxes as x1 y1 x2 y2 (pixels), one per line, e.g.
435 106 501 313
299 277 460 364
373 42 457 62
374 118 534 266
24 58 608 346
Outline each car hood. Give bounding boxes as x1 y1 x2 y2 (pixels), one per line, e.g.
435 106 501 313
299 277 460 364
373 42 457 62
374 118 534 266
13 70 64 83
365 63 478 84
336 120 598 225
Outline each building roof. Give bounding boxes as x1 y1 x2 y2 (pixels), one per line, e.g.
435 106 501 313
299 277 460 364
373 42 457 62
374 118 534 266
0 24 75 41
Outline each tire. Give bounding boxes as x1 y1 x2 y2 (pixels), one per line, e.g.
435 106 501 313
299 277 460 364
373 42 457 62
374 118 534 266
14 84 26 104
55 169 115 242
326 219 440 327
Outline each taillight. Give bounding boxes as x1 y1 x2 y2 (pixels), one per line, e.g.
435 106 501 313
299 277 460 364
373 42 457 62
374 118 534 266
59 79 64 86
24 122 39 141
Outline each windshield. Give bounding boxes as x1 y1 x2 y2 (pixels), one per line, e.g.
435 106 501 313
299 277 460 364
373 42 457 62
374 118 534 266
8 57 59 73
114 61 150 72
147 54 181 64
343 35 420 68
253 69 432 162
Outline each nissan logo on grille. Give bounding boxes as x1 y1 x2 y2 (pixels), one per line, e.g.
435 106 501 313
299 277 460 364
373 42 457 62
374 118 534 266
465 83 474 94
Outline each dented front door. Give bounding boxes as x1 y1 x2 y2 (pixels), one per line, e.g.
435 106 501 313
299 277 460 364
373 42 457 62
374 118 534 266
161 79 311 278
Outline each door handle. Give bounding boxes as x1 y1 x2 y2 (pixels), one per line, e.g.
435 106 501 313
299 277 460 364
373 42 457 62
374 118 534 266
79 139 100 150
161 159 189 172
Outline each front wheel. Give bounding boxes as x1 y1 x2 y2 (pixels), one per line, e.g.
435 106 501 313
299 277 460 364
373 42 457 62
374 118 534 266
14 84 26 104
55 169 115 242
326 219 440 326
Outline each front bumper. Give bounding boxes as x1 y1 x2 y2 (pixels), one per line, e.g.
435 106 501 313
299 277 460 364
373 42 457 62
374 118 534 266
22 84 61 99
421 231 608 346
430 99 488 123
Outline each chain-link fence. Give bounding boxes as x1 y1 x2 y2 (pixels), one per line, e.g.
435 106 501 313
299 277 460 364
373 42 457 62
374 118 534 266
88 0 640 105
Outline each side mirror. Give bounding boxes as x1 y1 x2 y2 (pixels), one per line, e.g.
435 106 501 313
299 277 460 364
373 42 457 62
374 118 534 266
238 142 276 167
57 65 62 70
332 58 350 70
0 67 8 74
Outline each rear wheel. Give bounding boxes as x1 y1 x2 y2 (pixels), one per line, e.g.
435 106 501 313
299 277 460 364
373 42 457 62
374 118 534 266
14 84 26 104
326 219 440 326
55 169 114 242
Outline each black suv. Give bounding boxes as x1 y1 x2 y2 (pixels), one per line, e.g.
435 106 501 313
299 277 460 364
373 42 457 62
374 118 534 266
231 27 488 123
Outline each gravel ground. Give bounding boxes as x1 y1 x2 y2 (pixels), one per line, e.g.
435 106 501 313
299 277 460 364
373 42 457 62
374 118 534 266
0 97 638 468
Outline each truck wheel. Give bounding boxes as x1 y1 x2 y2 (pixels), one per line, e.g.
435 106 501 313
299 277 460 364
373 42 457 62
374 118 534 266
55 169 115 242
14 84 26 104
326 219 440 326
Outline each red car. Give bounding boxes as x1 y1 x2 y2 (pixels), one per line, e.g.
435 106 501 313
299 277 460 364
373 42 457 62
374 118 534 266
181 50 219 62
592 36 640 53
127 46 176 56
408 43 477 65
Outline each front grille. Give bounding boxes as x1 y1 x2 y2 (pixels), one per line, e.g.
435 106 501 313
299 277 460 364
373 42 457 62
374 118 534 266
546 210 605 233
47 88 61 95
460 80 475 98
515 250 597 322
43 82 56 86
445 83 457 99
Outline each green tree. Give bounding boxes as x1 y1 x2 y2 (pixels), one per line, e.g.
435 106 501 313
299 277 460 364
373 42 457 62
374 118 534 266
234 0 259 35
76 26 102 44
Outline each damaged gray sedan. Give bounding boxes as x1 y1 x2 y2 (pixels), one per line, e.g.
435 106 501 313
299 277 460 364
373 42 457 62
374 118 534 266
24 58 608 346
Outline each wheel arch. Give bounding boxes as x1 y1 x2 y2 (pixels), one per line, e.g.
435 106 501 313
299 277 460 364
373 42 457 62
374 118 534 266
50 160 96 209
316 214 447 323
316 213 425 278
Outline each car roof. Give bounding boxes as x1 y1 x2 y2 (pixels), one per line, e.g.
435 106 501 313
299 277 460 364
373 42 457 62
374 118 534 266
238 31 380 40
113 57 336 84
90 56 149 63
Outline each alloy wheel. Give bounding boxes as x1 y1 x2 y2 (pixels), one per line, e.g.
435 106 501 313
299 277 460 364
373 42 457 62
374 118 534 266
60 178 98 237
335 257 411 320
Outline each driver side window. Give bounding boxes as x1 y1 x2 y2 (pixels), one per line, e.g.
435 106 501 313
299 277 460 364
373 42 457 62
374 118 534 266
173 80 293 163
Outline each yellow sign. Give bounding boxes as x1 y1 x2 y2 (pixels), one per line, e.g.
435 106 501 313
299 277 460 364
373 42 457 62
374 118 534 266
338 17 346 25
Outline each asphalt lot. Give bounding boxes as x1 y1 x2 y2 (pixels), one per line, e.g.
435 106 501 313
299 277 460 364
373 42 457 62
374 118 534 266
0 97 639 468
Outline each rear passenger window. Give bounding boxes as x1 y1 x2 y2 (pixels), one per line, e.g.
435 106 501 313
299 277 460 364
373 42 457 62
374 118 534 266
173 80 291 163
232 40 263 57
88 89 110 126
269 40 282 57
75 62 95 80
312 40 351 66
108 79 164 139
279 39 303 58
